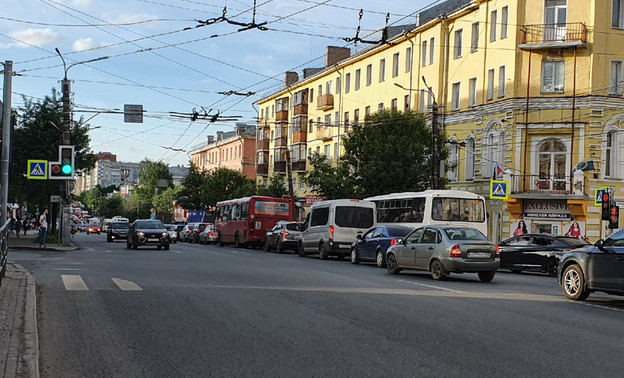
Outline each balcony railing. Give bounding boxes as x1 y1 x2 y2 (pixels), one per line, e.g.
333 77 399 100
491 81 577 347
293 131 307 144
315 126 332 141
274 161 286 173
519 22 586 50
276 110 288 122
274 135 288 147
510 174 587 195
294 103 308 116
257 139 269 150
317 94 334 110
292 161 306 172
256 163 268 176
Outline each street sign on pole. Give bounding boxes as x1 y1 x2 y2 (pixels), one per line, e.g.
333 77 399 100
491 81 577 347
595 187 608 207
490 180 509 200
27 160 48 179
124 104 143 123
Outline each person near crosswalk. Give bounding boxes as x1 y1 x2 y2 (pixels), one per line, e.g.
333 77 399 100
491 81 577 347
39 209 48 248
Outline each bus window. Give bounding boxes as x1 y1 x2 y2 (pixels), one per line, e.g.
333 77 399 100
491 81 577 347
241 202 249 220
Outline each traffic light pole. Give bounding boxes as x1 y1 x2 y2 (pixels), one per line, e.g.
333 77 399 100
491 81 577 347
60 78 72 246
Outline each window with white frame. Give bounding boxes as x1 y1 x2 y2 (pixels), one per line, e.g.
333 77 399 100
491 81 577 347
318 85 322 97
422 40 428 66
469 77 477 107
378 103 384 112
501 6 508 38
366 64 372 86
606 130 618 177
465 137 475 181
355 69 361 90
490 10 497 42
405 46 412 72
335 111 340 126
538 138 567 181
487 68 495 100
610 60 623 95
324 114 332 126
449 140 458 182
354 109 359 125
498 65 506 98
404 94 410 111
326 80 332 95
324 144 331 161
429 38 434 65
391 98 398 111
453 29 463 59
336 77 341 94
343 111 349 132
451 82 461 110
334 142 339 160
365 106 370 117
419 89 426 113
392 52 400 77
345 73 351 93
613 0 624 28
542 61 565 93
299 178 305 190
471 22 479 52
379 58 386 82
498 130 506 164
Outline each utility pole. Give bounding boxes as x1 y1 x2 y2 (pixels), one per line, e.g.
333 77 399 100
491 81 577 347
422 76 440 189
1 61 13 224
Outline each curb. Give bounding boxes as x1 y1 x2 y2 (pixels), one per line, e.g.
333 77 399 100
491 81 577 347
12 263 40 378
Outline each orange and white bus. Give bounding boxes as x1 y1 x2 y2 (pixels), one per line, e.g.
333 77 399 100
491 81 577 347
215 196 294 248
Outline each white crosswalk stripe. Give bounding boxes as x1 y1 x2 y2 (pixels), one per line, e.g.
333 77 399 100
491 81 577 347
61 275 89 291
111 278 143 291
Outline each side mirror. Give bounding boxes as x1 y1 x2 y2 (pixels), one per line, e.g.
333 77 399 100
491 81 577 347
595 239 606 252
356 235 362 240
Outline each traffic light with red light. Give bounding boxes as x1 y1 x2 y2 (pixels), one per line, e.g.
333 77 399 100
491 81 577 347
601 192 611 221
609 205 619 229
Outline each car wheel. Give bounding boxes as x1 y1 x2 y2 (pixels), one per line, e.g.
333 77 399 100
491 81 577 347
430 259 447 281
478 271 496 282
350 248 359 264
276 240 284 254
298 242 306 257
562 264 590 301
164 244 170 250
319 244 328 260
234 233 240 248
265 239 271 252
376 250 386 268
386 253 400 275
545 258 559 277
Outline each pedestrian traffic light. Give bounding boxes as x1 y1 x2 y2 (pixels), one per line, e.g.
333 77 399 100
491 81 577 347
49 145 74 180
609 205 619 229
601 192 611 221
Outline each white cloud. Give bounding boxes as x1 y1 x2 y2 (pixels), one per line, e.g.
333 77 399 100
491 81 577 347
72 38 97 51
103 12 160 25
10 28 59 48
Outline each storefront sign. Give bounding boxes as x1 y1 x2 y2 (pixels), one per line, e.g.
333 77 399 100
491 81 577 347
523 199 570 219
304 195 326 206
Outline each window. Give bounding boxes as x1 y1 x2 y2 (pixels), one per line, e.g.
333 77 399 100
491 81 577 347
405 46 412 72
454 29 463 59
419 89 426 113
378 103 384 112
336 77 341 94
345 73 351 93
365 106 370 117
429 38 434 65
355 69 361 90
318 85 323 97
391 98 398 111
465 137 475 181
326 80 332 95
538 139 567 183
471 22 479 52
324 144 331 161
354 109 359 125
334 142 339 160
501 6 508 39
309 88 314 102
490 10 497 42
498 131 506 165
404 94 411 111
308 119 314 133
335 111 340 126
606 130 618 177
379 58 386 82
344 111 349 132
610 60 623 95
324 114 332 126
469 77 477 107
614 0 624 28
487 68 495 100
498 65 506 98
449 140 458 182
366 64 372 86
422 40 428 66
542 61 565 93
451 82 461 110
392 52 400 77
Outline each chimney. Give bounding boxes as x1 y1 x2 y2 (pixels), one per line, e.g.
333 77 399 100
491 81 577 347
325 46 350 67
217 131 224 141
207 135 214 144
285 71 299 87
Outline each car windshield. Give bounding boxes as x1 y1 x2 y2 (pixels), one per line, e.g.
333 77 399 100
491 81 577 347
602 228 624 246
111 222 130 229
444 227 488 241
135 220 164 229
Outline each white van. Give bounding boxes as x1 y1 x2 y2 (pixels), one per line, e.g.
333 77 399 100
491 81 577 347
298 199 376 259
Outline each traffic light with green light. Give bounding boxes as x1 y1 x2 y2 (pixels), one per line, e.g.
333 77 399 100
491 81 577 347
49 145 75 179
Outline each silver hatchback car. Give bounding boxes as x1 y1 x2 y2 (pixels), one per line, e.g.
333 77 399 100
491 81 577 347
385 226 500 282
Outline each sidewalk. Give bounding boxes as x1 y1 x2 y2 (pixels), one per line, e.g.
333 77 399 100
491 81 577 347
1 233 79 377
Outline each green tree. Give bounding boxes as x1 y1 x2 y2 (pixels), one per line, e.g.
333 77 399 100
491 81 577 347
98 194 124 218
303 153 356 199
256 174 288 198
204 168 255 205
176 163 208 210
128 159 173 218
7 90 97 209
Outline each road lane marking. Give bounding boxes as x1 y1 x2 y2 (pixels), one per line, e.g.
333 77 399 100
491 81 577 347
398 279 465 293
111 278 143 291
170 250 183 254
61 275 88 291
53 268 81 271
578 302 624 313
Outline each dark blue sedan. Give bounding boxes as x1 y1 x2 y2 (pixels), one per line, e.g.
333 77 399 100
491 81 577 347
351 225 414 267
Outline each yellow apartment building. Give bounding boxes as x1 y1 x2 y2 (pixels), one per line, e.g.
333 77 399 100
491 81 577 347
255 0 624 242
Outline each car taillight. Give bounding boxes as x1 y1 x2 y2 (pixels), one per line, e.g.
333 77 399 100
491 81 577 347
495 245 500 259
281 231 288 238
329 225 334 243
450 245 462 258
209 231 213 235
390 239 397 246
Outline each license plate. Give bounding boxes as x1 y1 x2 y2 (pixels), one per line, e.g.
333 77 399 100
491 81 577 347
468 252 490 258
148 238 160 242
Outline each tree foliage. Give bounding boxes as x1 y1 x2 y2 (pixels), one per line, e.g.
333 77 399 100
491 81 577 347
256 174 288 198
126 159 173 219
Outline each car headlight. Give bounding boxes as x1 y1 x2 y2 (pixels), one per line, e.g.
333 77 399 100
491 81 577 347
138 232 145 237
162 232 168 237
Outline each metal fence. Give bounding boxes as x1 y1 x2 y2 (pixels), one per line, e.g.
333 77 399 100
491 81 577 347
0 218 10 285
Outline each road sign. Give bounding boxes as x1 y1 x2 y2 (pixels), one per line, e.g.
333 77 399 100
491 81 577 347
124 104 143 123
490 180 509 200
27 160 47 179
595 187 608 207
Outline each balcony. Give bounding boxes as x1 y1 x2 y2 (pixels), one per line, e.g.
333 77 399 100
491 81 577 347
519 22 587 51
294 103 308 116
276 110 288 122
292 160 306 172
257 138 269 150
315 126 332 141
274 161 286 173
256 163 268 176
317 94 334 110
510 174 587 195
274 135 288 147
293 131 307 144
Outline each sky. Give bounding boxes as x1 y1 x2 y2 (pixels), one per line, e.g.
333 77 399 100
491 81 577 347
1 0 434 167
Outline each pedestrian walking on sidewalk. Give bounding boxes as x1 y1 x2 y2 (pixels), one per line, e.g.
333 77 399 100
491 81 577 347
23 218 28 235
39 209 48 248
14 218 21 238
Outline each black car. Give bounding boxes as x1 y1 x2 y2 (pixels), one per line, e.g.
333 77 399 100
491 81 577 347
107 221 130 242
351 225 414 267
498 234 588 276
558 228 624 301
126 219 170 250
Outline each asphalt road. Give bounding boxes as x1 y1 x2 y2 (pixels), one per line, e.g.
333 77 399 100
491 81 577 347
9 232 624 378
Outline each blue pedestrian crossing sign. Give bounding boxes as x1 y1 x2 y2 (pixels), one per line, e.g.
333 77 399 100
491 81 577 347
490 180 509 200
595 187 608 207
27 160 48 180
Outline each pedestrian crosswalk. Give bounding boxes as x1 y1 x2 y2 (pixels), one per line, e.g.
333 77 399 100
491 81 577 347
61 275 143 291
